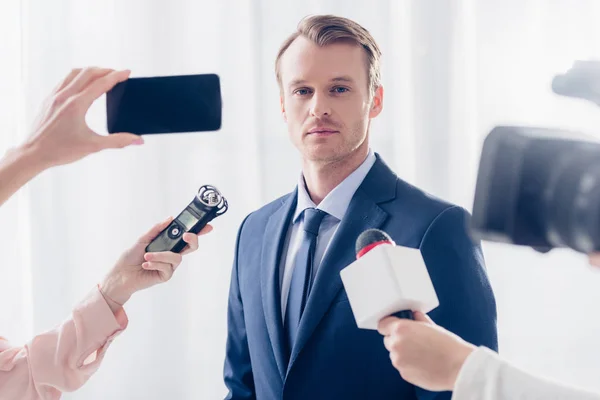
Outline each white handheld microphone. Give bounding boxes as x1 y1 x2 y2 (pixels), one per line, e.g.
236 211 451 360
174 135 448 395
340 229 439 330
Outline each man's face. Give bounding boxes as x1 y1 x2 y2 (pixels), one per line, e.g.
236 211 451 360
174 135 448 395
279 36 383 164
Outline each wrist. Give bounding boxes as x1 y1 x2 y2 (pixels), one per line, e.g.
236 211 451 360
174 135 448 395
0 144 48 207
7 143 47 179
20 136 59 169
448 342 476 390
99 273 132 310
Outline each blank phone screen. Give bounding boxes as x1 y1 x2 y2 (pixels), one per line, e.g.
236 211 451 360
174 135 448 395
106 73 222 135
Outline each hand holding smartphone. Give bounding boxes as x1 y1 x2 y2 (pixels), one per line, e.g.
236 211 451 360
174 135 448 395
106 73 222 135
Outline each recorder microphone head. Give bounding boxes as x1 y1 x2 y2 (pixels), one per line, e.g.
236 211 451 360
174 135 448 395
196 184 228 213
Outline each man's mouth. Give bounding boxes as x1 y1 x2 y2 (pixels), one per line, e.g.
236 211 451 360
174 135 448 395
307 127 339 135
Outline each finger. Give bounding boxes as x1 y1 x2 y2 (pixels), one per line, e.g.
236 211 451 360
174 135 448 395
144 251 182 266
589 253 600 268
180 233 199 255
59 67 113 99
79 69 131 106
180 225 213 255
198 224 213 236
139 217 174 244
142 261 174 280
92 132 144 150
413 311 434 324
383 335 394 352
54 68 82 93
377 316 400 335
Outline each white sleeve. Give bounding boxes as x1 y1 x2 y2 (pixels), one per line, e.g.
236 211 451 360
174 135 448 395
452 346 600 400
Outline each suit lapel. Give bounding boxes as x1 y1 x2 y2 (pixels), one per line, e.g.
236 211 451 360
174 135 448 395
260 190 297 380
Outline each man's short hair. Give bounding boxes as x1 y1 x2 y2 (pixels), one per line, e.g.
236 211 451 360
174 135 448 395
275 14 382 96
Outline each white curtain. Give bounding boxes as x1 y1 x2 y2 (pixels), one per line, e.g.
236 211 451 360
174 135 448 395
1 0 600 398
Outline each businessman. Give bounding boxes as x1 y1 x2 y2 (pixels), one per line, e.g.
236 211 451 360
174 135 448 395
223 14 498 399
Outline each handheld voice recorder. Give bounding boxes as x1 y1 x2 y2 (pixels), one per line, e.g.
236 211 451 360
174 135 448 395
146 185 228 253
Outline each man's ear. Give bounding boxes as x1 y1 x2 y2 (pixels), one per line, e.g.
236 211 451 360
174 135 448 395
280 95 287 122
369 85 384 118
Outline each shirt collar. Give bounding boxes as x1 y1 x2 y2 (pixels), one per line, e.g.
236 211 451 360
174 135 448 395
293 148 376 223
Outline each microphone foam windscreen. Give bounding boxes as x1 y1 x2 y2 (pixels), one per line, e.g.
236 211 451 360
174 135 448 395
355 229 393 256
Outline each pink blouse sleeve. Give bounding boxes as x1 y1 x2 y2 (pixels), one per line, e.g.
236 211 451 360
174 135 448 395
0 286 128 400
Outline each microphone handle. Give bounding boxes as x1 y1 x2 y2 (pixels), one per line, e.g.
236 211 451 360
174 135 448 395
393 310 414 320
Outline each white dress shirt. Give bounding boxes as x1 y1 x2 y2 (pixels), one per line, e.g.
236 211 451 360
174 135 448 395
453 346 600 400
279 149 377 319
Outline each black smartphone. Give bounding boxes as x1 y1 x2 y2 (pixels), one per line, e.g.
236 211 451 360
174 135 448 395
106 73 222 135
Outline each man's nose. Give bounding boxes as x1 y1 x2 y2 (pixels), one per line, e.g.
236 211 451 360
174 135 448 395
309 92 332 117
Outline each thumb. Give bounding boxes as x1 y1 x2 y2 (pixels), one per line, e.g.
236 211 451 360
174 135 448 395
413 311 434 325
588 253 600 268
99 133 144 149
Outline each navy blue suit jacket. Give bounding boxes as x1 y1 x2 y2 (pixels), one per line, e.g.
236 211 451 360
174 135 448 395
224 154 497 399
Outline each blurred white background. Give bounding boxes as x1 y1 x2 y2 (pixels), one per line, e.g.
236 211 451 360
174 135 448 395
1 0 600 398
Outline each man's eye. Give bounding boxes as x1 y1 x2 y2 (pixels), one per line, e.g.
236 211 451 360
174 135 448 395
332 86 349 94
294 88 311 96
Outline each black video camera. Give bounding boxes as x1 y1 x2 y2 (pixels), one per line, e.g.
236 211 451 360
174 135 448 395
471 60 600 254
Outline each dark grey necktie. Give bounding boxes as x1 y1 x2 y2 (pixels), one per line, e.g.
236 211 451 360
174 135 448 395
283 208 327 359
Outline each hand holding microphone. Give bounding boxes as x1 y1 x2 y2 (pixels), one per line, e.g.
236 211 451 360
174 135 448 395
377 311 476 392
377 253 600 395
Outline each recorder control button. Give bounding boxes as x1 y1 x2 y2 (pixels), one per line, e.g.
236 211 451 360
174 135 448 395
167 223 183 239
